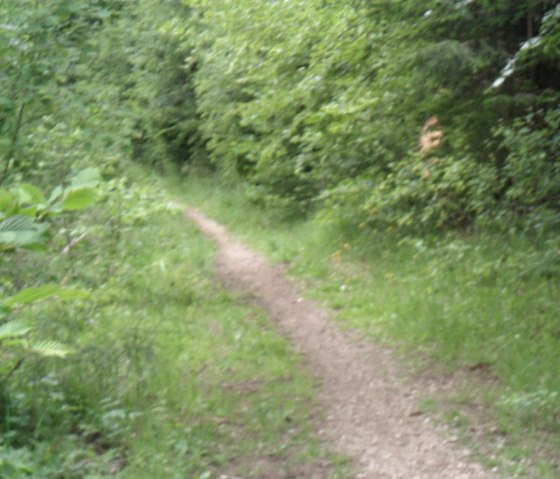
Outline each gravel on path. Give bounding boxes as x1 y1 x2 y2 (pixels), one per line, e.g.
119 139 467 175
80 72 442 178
186 207 499 479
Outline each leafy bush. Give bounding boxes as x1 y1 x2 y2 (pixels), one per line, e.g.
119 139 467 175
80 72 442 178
188 0 559 230
0 171 101 476
497 107 560 231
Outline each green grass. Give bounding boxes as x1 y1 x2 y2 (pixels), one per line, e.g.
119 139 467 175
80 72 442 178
2 172 349 479
176 172 560 478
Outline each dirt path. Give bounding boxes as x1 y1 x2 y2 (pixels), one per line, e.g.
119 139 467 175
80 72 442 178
186 208 498 479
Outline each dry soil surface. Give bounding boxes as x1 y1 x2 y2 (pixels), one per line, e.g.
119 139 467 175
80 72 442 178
186 208 499 479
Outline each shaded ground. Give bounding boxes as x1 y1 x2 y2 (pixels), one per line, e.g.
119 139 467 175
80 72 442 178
186 208 499 479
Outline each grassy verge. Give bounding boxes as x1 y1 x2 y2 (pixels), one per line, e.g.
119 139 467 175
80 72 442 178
3 172 348 478
176 173 560 479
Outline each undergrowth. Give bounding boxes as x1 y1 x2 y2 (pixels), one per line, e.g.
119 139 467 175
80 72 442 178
1 172 347 478
178 173 560 479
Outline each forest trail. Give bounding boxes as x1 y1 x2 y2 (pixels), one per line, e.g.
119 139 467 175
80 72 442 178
186 208 498 479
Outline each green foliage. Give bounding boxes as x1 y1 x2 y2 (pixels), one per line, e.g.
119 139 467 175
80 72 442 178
134 4 204 169
0 174 347 478
1 283 85 335
2 0 559 476
4 285 87 308
497 107 560 231
0 170 100 259
0 445 34 478
0 170 99 479
0 215 48 250
87 0 206 171
0 284 86 360
187 0 559 230
181 175 560 476
0 1 126 184
2 0 559 231
0 320 31 340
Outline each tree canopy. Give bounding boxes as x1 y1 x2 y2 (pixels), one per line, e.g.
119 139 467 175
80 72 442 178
167 0 559 233
1 0 559 475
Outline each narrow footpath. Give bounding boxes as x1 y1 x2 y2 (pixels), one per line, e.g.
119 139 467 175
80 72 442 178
186 208 499 479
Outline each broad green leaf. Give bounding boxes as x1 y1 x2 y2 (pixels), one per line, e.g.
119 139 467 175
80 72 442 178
0 320 31 340
4 284 88 308
19 184 46 204
62 188 96 211
18 205 40 217
0 215 49 248
0 189 15 213
30 339 72 358
70 168 101 189
0 215 33 232
48 185 63 204
11 187 32 205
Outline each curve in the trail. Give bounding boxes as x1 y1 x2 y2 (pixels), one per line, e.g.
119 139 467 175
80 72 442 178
186 207 498 479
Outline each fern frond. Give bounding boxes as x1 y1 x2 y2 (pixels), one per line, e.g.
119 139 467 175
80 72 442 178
4 285 89 308
30 340 72 358
0 319 31 340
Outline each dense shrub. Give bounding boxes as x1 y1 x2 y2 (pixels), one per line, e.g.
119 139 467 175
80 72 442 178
188 0 560 230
